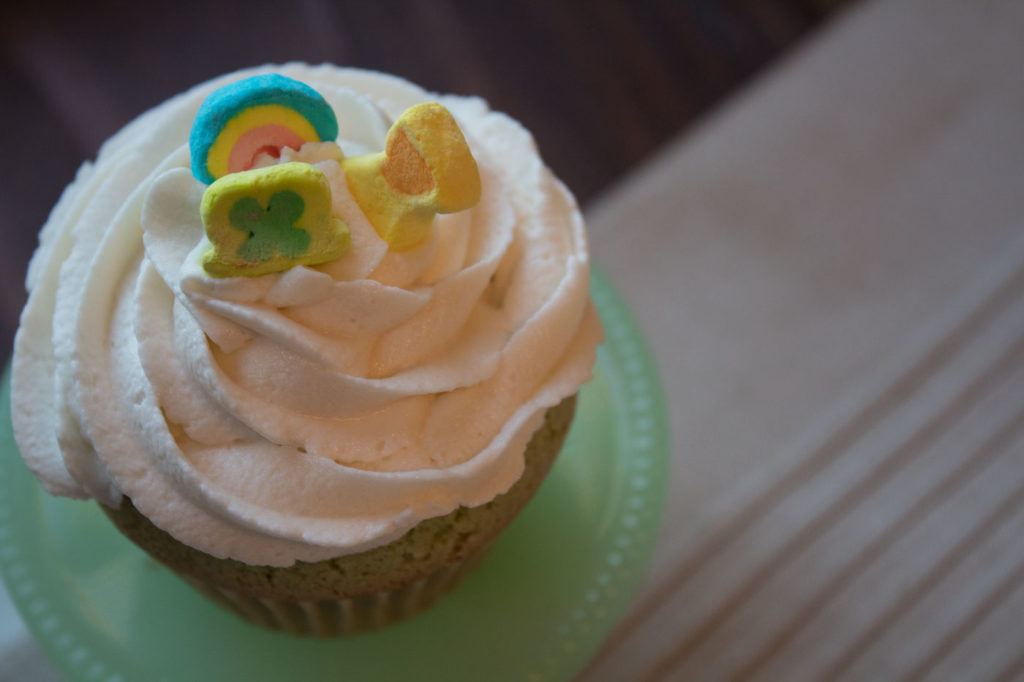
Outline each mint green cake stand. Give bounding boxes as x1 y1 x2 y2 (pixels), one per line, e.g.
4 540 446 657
0 269 669 682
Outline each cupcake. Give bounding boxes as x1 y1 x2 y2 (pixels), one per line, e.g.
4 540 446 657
10 64 602 635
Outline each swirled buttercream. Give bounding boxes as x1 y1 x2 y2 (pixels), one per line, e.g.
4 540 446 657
11 64 602 566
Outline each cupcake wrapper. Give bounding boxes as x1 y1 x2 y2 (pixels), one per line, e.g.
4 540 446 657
179 539 494 636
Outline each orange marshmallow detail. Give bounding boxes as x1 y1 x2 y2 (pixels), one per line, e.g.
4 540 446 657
342 102 481 251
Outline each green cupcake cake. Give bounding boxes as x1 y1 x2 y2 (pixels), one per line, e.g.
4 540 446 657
10 64 602 635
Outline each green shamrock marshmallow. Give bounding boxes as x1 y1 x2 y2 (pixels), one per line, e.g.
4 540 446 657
201 162 350 277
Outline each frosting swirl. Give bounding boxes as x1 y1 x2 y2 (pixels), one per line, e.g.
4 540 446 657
11 64 601 566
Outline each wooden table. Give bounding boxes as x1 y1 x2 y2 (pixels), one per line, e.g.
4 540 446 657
585 0 1024 679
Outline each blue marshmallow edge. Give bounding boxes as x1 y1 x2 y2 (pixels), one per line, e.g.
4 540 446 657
189 73 340 184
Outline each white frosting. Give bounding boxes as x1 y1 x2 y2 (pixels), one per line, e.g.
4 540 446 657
11 64 602 566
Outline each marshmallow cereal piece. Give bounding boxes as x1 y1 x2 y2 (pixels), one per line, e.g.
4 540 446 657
341 102 481 251
201 162 350 277
190 74 339 184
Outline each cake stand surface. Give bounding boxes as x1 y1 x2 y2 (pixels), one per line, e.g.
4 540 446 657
0 268 669 682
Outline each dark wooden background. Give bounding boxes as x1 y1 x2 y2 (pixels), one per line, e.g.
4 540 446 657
0 0 853 358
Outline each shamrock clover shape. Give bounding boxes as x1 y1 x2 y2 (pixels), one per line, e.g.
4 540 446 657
229 190 312 263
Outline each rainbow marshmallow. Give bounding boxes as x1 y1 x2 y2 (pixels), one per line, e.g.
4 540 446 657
189 74 339 185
